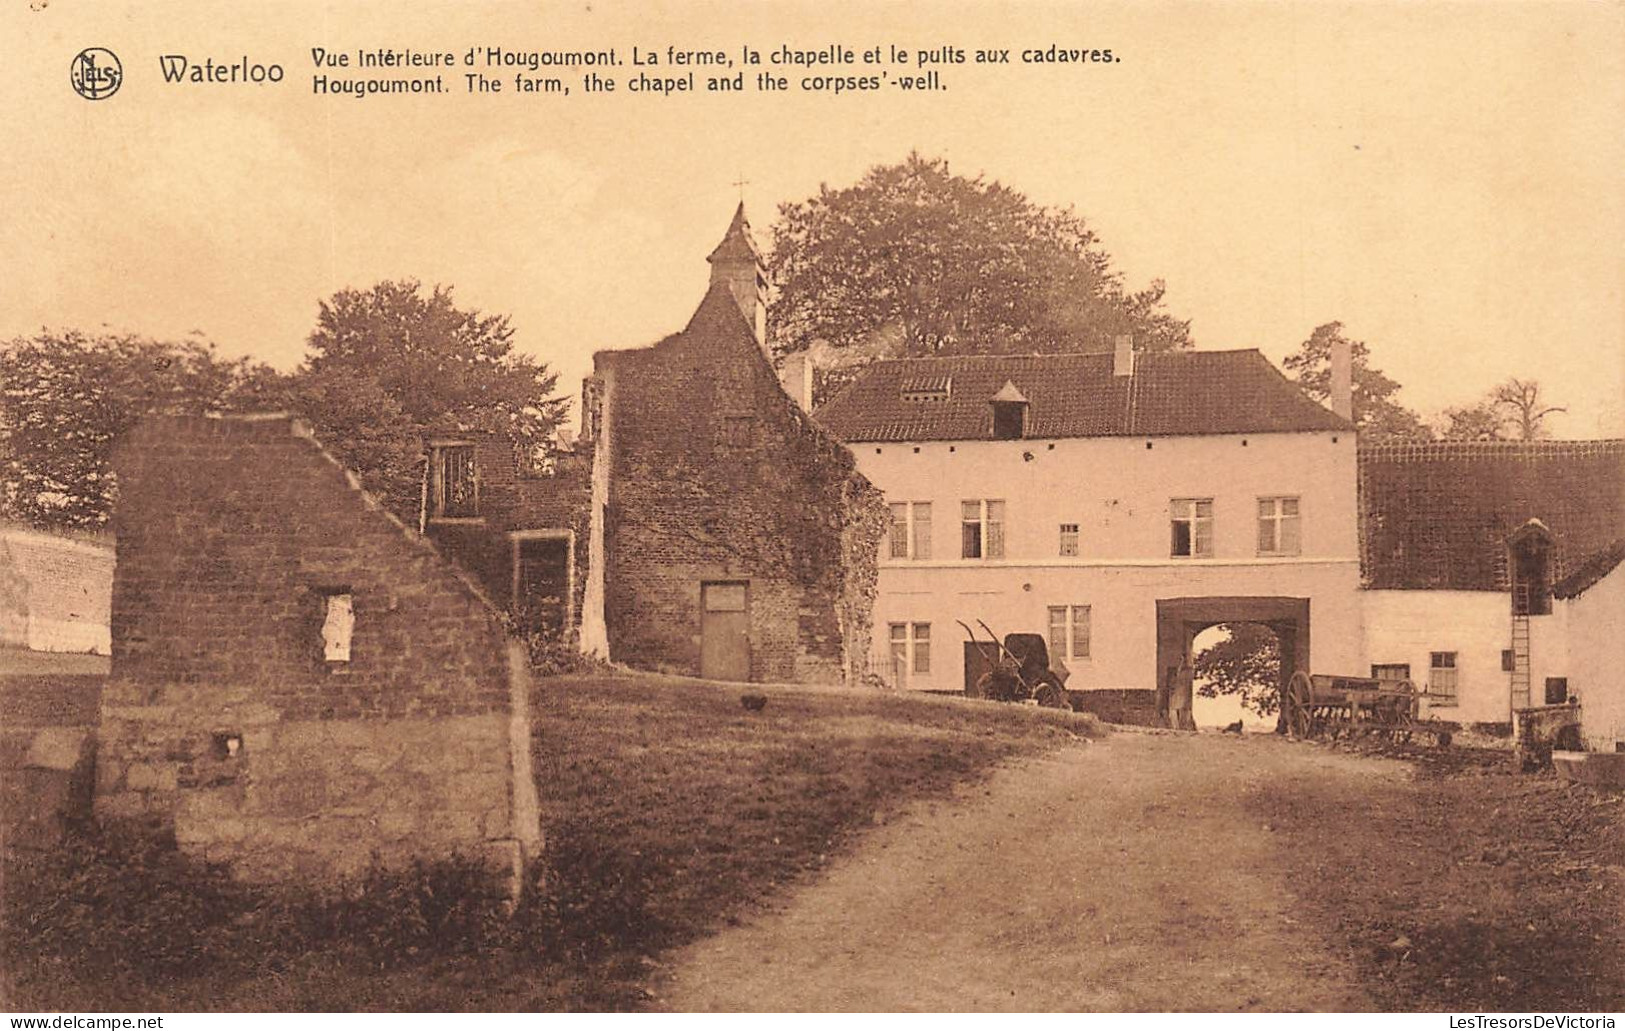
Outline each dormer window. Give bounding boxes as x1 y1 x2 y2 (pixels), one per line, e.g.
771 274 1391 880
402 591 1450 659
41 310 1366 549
990 380 1029 440
1508 520 1554 616
900 374 952 403
430 443 478 519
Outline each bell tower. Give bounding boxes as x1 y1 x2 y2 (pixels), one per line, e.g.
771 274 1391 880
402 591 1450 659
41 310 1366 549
706 202 768 351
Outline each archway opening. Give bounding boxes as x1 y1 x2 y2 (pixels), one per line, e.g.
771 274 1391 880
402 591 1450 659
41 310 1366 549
1192 622 1283 733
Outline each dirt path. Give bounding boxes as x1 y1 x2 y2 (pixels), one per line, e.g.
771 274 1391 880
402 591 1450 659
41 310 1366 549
659 731 1400 1012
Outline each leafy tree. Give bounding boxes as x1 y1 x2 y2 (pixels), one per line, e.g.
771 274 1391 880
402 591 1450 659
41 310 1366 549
1438 401 1508 440
767 153 1191 363
1194 623 1283 717
0 332 270 529
1489 377 1565 440
1437 378 1566 441
1281 322 1431 441
291 280 567 516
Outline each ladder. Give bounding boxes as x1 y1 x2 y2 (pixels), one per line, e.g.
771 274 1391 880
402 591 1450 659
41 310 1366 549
1510 613 1532 711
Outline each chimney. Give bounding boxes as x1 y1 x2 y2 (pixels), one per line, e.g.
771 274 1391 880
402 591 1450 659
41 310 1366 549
779 351 814 413
1329 334 1353 422
1113 334 1135 377
706 202 768 352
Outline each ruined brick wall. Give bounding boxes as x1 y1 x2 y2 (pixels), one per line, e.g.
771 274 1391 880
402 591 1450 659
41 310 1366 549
99 415 539 883
424 435 592 644
597 283 885 684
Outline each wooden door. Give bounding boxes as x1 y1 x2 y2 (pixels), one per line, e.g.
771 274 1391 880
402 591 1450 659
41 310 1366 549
964 641 996 696
700 582 750 681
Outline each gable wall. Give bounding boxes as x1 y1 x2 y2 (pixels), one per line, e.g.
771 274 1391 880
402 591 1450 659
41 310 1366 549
598 296 885 684
100 415 538 883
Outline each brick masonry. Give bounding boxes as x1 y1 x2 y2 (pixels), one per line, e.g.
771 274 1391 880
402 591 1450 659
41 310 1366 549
590 280 887 684
424 437 592 645
98 414 540 883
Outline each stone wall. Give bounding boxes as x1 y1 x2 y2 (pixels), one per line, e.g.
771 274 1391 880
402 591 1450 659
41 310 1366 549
593 282 885 684
99 414 539 883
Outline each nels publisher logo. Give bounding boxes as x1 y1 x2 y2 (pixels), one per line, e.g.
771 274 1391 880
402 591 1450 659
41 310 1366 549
70 47 122 100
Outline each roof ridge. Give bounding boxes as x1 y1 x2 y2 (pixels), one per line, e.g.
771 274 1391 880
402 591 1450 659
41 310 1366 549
858 346 1261 368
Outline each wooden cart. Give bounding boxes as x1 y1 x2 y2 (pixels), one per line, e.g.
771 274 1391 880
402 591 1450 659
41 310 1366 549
1285 671 1452 745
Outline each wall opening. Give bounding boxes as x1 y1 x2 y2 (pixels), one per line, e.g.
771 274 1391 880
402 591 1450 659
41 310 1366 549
1191 622 1282 733
511 532 572 638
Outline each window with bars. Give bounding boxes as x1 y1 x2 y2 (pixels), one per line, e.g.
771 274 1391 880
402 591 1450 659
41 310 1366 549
961 500 1005 559
1047 605 1091 660
887 501 933 560
1429 652 1458 705
1170 498 1213 558
1257 496 1301 556
1058 523 1079 557
430 444 478 518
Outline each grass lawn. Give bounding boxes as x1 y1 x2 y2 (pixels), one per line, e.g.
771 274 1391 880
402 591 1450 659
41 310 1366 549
2 673 1096 1012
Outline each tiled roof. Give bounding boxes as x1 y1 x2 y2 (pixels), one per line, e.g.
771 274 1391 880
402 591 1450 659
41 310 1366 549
813 350 1350 442
1553 538 1625 600
1358 439 1625 591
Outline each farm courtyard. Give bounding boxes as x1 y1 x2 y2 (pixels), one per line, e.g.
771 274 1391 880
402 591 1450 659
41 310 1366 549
4 671 1623 1012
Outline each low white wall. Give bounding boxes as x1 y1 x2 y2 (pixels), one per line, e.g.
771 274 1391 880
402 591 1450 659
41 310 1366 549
0 529 113 655
1563 565 1625 751
1362 590 1515 724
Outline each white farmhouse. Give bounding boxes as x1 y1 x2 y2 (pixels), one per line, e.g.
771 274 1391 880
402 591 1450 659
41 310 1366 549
816 337 1361 721
1358 439 1624 736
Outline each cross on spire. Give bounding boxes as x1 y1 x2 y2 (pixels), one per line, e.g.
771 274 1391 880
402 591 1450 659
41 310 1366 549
731 175 750 200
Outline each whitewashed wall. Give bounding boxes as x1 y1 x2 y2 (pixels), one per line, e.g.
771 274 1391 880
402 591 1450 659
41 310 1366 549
1561 564 1625 751
854 430 1362 692
1362 590 1515 724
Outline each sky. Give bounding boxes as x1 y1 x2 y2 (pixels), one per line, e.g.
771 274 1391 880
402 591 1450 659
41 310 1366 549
4 0 1622 436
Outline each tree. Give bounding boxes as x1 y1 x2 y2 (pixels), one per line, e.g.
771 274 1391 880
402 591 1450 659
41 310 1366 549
0 331 270 529
1438 401 1508 440
767 153 1191 362
292 280 567 515
1489 377 1565 440
1194 623 1283 717
1281 322 1431 441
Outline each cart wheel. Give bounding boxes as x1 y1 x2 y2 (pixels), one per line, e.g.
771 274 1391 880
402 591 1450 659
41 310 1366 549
1287 671 1314 738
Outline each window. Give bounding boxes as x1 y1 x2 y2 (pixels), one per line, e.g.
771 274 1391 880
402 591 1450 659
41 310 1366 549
912 623 931 674
1257 496 1301 556
888 622 932 678
992 402 1026 440
1544 677 1569 705
961 500 1005 559
430 444 478 518
1371 663 1411 683
1047 605 1091 660
321 591 354 663
719 415 756 448
1058 523 1079 557
1429 652 1458 705
1502 649 1516 673
1170 498 1214 558
887 502 932 560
